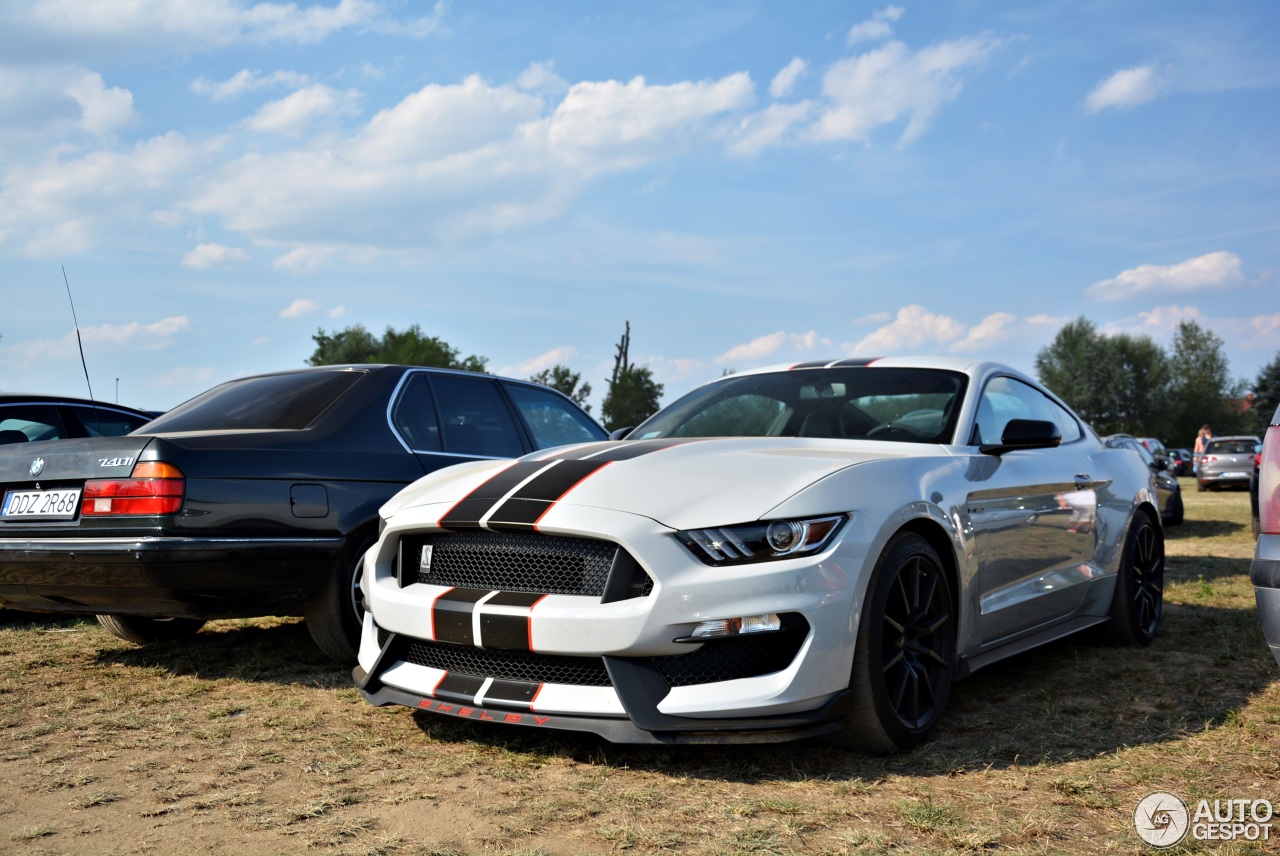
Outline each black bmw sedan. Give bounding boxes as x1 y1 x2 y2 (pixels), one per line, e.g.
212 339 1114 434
0 365 606 663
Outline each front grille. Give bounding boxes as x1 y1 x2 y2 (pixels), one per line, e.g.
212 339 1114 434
401 531 625 597
395 634 613 687
651 616 809 687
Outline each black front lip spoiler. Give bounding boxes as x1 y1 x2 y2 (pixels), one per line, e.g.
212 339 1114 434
354 633 853 745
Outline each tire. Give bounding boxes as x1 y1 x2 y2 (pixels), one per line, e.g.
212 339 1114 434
826 532 955 753
1196 480 1207 492
1101 510 1163 646
96 614 205 644
1165 491 1184 526
304 530 376 665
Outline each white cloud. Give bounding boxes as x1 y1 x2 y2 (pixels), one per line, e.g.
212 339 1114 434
1087 251 1244 301
328 305 348 318
280 298 319 318
11 316 191 361
16 0 418 50
812 36 999 145
540 73 754 171
246 84 361 135
727 101 814 156
0 132 225 256
182 242 249 268
770 58 806 98
498 346 580 378
715 330 827 365
848 305 966 355
516 61 569 96
66 70 136 134
847 6 904 45
1085 65 1164 113
191 69 310 100
273 246 338 272
950 312 1018 352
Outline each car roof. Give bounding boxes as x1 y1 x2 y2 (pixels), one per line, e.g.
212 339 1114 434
0 394 152 416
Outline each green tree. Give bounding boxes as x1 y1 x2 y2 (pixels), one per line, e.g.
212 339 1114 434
1034 318 1171 436
529 365 593 413
1251 351 1280 434
600 322 664 432
1166 320 1248 444
308 324 487 373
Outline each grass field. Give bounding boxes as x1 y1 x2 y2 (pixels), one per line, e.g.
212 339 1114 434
0 479 1275 855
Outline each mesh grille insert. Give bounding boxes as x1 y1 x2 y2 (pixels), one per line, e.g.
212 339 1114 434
651 617 809 687
402 531 621 596
396 634 613 687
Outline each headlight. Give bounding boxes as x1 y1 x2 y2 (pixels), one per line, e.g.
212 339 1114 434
676 514 846 566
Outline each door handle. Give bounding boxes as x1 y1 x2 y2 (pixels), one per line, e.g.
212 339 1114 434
1074 474 1091 489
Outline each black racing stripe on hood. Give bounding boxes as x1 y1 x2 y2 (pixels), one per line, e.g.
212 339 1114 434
487 459 612 528
832 357 882 367
584 438 707 461
439 460 551 530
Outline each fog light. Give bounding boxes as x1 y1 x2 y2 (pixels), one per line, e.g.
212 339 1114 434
690 613 782 639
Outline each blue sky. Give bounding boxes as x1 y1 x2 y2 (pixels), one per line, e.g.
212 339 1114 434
1 1 1277 414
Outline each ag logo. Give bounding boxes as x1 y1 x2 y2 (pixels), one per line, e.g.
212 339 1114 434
1135 792 1189 847
29 457 45 478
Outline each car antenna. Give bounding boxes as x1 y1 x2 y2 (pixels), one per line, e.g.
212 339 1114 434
62 266 100 416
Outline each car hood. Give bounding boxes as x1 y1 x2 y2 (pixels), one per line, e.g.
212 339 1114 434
386 436 947 530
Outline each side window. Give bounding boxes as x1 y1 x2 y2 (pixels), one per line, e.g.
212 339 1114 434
504 384 604 449
0 405 65 443
69 406 151 438
430 375 523 458
971 377 1081 445
391 375 442 452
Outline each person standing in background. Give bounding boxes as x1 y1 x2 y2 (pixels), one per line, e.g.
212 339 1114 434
1193 424 1213 475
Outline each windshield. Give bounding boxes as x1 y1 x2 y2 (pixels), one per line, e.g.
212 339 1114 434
142 370 367 433
631 367 968 444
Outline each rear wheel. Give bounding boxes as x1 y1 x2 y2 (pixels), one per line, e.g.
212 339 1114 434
305 530 376 665
1101 510 1163 646
827 532 955 753
96 614 205 644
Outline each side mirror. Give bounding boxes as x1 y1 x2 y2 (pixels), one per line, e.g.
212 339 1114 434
980 419 1062 456
608 427 633 441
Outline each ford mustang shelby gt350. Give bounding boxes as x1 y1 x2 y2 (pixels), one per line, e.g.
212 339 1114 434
355 358 1164 750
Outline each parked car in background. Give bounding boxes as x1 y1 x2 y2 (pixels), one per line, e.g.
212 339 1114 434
1197 435 1263 492
1167 447 1194 477
0 394 155 445
1103 434 1184 525
0 365 607 663
1250 405 1280 666
1137 437 1172 471
357 358 1164 750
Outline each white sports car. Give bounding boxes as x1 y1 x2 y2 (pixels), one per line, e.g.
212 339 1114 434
355 357 1164 750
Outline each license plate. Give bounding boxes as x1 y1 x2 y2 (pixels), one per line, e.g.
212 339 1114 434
1220 471 1248 479
0 488 82 520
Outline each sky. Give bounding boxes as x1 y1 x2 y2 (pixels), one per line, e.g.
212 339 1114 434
1 1 1277 414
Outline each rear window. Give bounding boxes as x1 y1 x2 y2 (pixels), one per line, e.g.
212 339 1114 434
142 371 366 432
1206 438 1259 455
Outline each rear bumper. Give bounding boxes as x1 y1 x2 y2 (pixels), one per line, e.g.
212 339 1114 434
0 535 345 618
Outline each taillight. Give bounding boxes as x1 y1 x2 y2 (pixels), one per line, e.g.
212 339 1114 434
82 461 185 516
1262 425 1280 535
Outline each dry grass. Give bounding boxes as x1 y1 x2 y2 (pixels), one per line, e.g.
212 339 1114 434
0 480 1275 855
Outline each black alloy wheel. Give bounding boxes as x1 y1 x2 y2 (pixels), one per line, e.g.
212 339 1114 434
1103 510 1164 646
828 531 955 753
